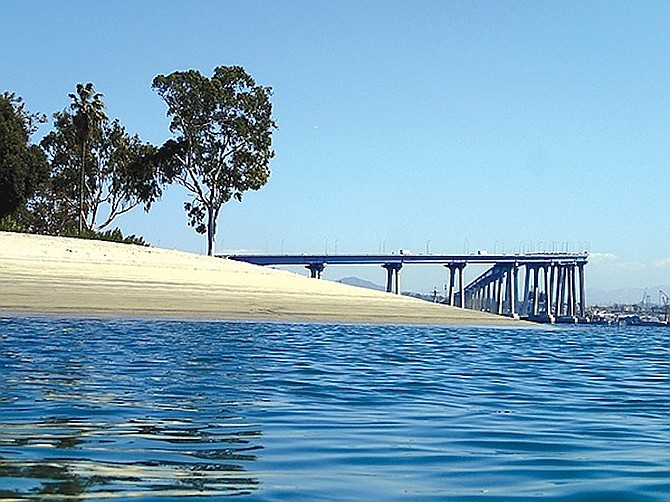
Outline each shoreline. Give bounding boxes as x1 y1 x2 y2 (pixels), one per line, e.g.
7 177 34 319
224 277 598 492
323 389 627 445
0 311 532 331
0 232 531 327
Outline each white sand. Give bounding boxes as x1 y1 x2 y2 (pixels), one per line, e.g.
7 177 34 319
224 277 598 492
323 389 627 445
0 232 528 325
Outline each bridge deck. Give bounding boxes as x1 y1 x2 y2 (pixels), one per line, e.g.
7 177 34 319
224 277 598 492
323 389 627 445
225 253 588 266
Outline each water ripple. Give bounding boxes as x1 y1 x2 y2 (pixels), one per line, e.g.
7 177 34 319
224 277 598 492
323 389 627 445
1 317 668 500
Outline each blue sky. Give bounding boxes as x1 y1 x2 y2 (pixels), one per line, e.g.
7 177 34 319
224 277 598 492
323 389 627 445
2 1 669 293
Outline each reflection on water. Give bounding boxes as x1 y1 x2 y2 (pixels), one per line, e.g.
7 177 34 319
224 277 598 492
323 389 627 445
0 318 262 499
1 317 669 500
0 418 261 499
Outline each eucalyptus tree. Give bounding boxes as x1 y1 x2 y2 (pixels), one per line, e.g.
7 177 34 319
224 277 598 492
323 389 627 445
0 92 48 220
152 66 276 255
68 83 107 234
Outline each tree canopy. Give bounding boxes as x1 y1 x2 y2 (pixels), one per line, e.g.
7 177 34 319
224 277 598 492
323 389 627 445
3 67 277 251
36 84 164 235
0 93 49 219
152 65 276 255
69 83 107 234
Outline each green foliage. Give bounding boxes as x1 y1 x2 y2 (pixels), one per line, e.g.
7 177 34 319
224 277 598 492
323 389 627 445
68 83 107 234
62 226 149 246
2 88 159 247
69 83 106 146
0 93 49 219
38 86 164 235
0 215 147 246
152 65 276 255
0 214 28 233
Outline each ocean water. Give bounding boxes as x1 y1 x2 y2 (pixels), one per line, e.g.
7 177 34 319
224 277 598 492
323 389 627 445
0 317 668 501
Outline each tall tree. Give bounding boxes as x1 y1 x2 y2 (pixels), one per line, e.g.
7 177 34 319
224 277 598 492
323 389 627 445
152 66 276 255
0 93 48 219
68 83 107 235
38 109 163 235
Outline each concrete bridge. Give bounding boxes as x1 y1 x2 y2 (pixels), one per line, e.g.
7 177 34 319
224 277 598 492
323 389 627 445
225 252 588 323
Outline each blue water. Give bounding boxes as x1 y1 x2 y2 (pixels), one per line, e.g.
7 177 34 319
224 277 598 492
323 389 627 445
0 317 668 501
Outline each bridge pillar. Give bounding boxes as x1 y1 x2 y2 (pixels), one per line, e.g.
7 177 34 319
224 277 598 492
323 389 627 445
522 265 531 315
382 263 402 294
554 263 578 324
541 263 555 323
523 264 553 322
578 263 586 318
543 265 551 315
458 264 466 308
306 262 326 279
488 280 495 313
569 264 578 322
496 276 504 315
531 266 540 317
569 264 578 323
548 263 557 317
446 265 456 305
505 264 519 318
555 265 564 317
512 265 520 316
444 263 466 308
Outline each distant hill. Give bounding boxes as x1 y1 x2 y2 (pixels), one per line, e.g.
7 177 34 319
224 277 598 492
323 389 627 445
336 276 385 291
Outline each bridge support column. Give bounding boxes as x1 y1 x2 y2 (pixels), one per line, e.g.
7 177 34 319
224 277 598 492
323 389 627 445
484 281 493 312
472 288 480 310
531 266 540 317
522 265 531 315
578 263 586 319
524 264 554 322
505 264 519 319
555 265 565 318
554 263 578 324
569 264 578 322
568 264 576 317
382 263 402 294
526 263 552 322
512 265 519 316
446 265 456 305
306 262 326 279
500 276 507 315
444 263 466 307
458 264 465 308
548 263 557 317
543 265 551 315
541 263 555 323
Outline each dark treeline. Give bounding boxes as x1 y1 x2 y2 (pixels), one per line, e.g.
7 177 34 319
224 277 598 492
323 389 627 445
0 66 276 254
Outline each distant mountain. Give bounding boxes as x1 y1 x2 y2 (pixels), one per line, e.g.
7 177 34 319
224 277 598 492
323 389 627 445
336 276 385 291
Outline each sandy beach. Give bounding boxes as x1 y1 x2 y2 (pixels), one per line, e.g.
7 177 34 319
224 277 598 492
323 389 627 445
0 232 528 325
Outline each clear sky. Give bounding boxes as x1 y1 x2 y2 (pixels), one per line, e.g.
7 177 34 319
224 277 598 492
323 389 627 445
2 0 669 294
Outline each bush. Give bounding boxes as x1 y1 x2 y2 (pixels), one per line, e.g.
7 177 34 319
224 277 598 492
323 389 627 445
63 227 149 246
0 219 149 247
0 215 28 233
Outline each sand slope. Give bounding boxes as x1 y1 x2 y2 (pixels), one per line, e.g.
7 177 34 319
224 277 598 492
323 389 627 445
0 232 527 325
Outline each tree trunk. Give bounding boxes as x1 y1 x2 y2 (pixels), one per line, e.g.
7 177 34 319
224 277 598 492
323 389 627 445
78 139 85 235
206 205 216 256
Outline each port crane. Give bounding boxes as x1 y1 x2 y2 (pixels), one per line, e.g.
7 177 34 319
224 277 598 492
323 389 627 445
639 290 652 308
660 290 670 323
